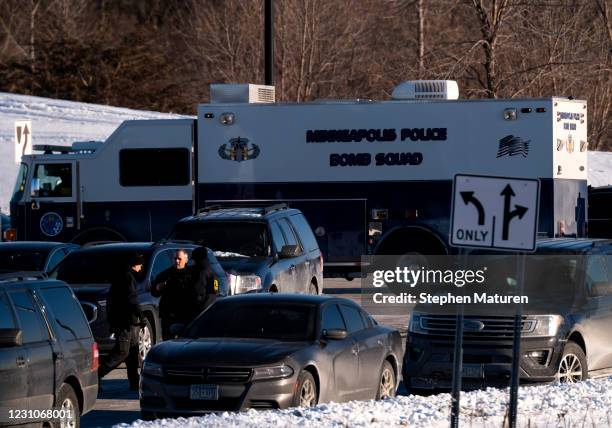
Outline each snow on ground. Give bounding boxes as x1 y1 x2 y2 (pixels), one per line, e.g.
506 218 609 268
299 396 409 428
120 377 612 428
0 91 611 214
0 92 182 213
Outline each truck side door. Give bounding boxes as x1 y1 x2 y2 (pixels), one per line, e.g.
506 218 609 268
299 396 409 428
277 219 306 292
0 292 28 409
582 254 612 370
8 289 54 411
26 161 78 242
269 220 295 292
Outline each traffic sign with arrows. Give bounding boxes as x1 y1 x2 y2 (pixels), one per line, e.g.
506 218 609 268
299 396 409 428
450 174 540 251
14 120 32 164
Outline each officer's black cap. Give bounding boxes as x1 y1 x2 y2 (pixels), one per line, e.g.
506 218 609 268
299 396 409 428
129 253 145 266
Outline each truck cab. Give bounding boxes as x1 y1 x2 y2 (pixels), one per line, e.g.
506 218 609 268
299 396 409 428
10 120 195 244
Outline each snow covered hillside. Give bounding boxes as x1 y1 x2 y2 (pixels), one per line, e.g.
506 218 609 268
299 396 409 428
119 377 612 428
0 92 611 214
0 92 182 213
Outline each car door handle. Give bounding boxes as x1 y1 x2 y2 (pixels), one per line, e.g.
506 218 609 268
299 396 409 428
377 339 384 347
16 356 26 367
289 265 296 271
351 345 359 355
53 352 64 361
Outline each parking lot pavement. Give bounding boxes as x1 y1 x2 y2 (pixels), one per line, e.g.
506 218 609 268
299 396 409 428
82 279 409 427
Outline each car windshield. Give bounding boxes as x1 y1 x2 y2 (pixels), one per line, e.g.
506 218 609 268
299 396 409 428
185 302 316 341
170 222 269 257
0 248 48 272
53 249 151 285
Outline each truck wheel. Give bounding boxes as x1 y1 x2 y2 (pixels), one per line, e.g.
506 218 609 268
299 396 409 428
138 317 154 366
292 371 318 408
557 341 588 383
55 383 80 428
376 360 396 399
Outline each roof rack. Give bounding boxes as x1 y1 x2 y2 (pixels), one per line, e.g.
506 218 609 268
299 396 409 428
262 203 288 214
196 205 223 215
0 271 47 283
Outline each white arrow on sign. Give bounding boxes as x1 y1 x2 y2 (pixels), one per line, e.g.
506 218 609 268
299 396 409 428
14 120 32 164
450 174 540 251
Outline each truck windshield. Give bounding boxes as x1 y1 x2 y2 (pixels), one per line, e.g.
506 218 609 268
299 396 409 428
185 302 316 341
0 248 47 273
53 250 151 285
10 163 28 203
170 222 269 257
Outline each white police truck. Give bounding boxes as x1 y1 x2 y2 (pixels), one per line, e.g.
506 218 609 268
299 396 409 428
9 81 588 277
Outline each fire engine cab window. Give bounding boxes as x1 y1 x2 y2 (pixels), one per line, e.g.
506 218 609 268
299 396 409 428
33 163 72 197
120 148 189 186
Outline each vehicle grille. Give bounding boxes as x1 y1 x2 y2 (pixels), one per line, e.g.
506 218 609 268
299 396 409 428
420 315 535 340
164 367 253 384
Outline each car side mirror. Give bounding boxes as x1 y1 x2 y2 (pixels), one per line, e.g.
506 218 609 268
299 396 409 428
30 178 40 198
169 323 185 338
0 328 23 347
591 281 612 297
279 245 300 259
322 328 347 341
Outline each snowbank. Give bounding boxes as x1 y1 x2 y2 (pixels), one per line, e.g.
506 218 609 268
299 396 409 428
117 377 612 427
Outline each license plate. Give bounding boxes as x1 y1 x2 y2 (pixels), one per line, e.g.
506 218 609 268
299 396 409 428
462 364 484 378
189 384 219 400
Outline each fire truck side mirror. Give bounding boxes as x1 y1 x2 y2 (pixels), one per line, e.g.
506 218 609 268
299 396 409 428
30 178 41 198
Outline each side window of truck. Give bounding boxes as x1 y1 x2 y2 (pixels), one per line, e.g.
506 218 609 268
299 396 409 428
289 214 319 252
9 290 50 343
33 163 73 198
0 292 16 329
278 219 300 250
39 287 91 340
269 221 286 253
585 256 610 297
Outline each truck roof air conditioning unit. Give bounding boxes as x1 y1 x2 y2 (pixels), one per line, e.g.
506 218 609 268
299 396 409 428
210 84 275 104
392 80 459 100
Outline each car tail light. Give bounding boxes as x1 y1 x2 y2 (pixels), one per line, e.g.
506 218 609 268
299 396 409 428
92 342 99 371
319 254 324 272
4 228 17 241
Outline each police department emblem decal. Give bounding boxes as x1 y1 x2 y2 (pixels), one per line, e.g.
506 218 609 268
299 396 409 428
218 137 260 162
40 212 63 237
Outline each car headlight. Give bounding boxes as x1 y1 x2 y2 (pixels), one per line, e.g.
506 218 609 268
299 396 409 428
252 364 294 381
142 360 163 377
408 312 426 334
523 315 563 338
234 274 262 294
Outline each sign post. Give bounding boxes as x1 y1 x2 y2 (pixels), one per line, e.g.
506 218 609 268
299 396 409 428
14 120 32 164
449 174 540 428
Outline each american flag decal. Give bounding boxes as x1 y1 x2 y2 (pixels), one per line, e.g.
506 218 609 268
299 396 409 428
496 135 530 158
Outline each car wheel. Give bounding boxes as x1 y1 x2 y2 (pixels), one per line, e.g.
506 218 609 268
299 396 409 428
376 360 396 400
293 371 317 408
55 383 80 428
558 341 588 383
138 317 154 366
308 281 318 295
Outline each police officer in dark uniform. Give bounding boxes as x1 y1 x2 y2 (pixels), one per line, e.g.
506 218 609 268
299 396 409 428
98 252 144 390
151 249 193 340
190 246 220 314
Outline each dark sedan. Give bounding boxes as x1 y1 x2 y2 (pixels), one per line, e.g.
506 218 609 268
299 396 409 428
0 241 79 273
140 294 403 418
